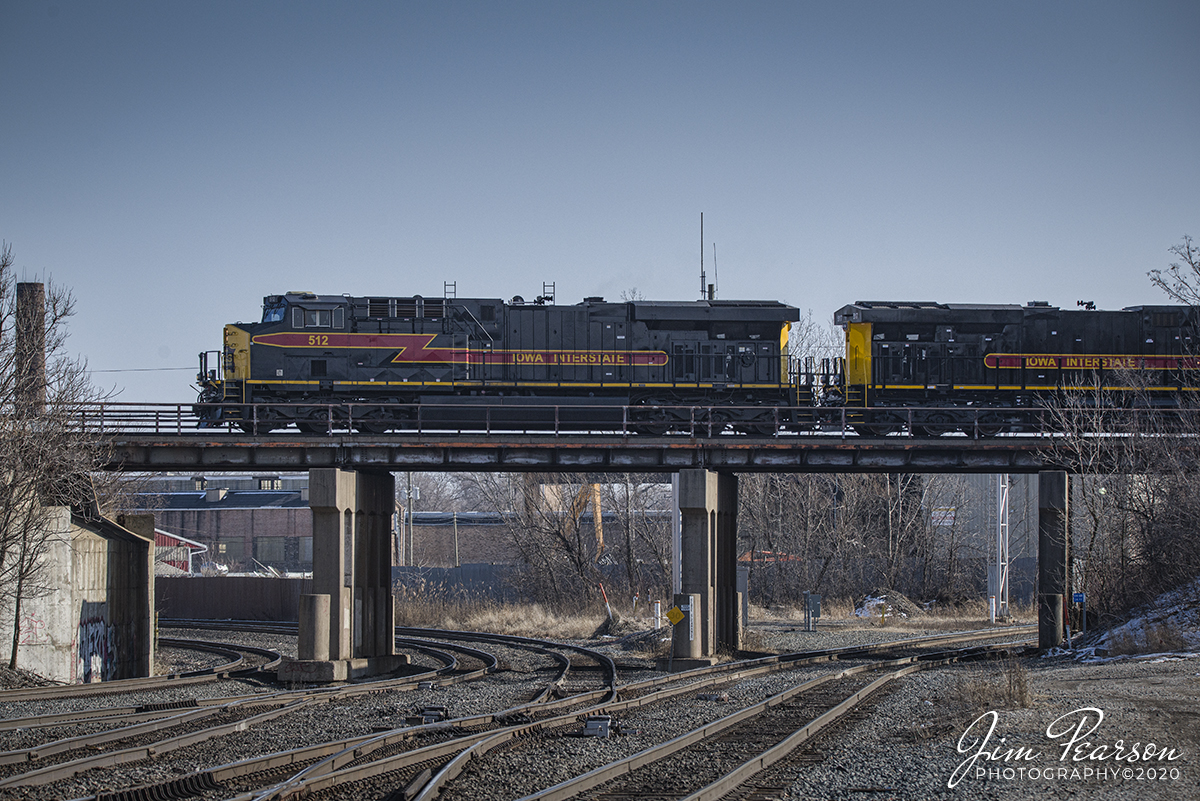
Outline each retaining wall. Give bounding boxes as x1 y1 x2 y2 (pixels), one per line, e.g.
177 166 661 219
156 576 313 622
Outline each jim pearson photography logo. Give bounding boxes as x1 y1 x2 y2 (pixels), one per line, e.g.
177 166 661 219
948 707 1184 788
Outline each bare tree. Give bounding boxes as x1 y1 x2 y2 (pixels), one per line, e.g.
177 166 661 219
0 243 110 669
396 472 468 517
1148 234 1200 305
1042 368 1200 619
461 472 604 604
601 475 671 602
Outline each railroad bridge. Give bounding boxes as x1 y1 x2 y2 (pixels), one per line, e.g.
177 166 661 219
98 417 1079 674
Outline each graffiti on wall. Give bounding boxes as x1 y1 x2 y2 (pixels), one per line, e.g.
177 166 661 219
17 612 49 645
75 603 116 683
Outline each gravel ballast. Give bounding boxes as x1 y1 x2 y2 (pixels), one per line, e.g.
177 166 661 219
3 620 1195 800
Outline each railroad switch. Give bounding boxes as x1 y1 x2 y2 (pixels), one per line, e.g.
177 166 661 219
418 680 437 690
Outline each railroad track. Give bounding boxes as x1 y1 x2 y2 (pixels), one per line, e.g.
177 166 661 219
0 624 616 801
426 633 1034 801
0 637 282 706
0 623 1034 801
232 628 1033 801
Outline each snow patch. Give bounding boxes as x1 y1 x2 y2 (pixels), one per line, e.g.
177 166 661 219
855 594 909 619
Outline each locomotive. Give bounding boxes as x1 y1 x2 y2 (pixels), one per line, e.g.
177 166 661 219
196 291 1198 435
196 291 801 433
831 300 1200 435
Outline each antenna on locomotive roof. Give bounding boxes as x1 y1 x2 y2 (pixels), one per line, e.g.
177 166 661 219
699 212 706 301
712 243 718 300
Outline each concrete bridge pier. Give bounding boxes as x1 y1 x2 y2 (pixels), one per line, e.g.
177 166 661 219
1038 471 1069 650
280 468 407 682
665 469 741 670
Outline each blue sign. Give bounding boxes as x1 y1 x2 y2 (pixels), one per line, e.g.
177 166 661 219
1073 592 1086 603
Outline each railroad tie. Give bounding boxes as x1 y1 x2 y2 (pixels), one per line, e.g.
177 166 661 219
93 770 224 801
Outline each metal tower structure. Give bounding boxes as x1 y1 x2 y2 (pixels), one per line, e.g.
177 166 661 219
990 474 1011 620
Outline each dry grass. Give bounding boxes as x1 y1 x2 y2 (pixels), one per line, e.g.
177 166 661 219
750 597 1034 631
901 657 1034 743
740 628 770 653
627 630 673 661
893 657 1035 744
1106 622 1190 656
393 595 606 640
946 658 1034 715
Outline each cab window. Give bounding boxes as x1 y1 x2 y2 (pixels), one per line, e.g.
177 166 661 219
292 306 344 328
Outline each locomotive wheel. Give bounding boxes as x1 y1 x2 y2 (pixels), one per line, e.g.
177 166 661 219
913 412 956 437
698 410 732 437
853 412 902 437
236 408 284 434
972 413 1007 438
630 406 671 436
295 411 331 434
352 408 396 434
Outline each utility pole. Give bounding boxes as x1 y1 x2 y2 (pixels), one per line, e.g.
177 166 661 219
399 474 420 567
453 511 460 568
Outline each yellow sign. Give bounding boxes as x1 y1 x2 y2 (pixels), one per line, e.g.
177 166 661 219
666 606 685 626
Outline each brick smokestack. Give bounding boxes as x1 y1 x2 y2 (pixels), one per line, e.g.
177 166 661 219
15 282 46 416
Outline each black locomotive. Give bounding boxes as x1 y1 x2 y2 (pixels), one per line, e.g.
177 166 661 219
831 300 1200 435
196 291 800 433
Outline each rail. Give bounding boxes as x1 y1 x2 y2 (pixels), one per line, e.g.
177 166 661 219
53 401 1191 438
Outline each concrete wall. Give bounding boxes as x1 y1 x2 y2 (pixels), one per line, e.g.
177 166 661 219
1 509 154 683
157 576 314 621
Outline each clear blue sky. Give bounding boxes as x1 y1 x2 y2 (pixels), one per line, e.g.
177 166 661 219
2 1 1197 402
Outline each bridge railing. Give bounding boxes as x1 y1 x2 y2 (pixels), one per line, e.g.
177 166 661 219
52 400 1175 438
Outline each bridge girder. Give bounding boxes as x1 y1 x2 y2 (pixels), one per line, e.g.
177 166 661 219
105 434 1055 474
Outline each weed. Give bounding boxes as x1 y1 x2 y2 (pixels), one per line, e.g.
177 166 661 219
1106 621 1189 656
393 595 605 640
943 658 1034 722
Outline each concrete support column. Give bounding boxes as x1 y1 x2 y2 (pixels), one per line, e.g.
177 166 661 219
298 594 331 661
1038 471 1069 650
354 470 395 658
311 468 356 660
676 470 740 658
286 468 402 682
715 472 740 652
